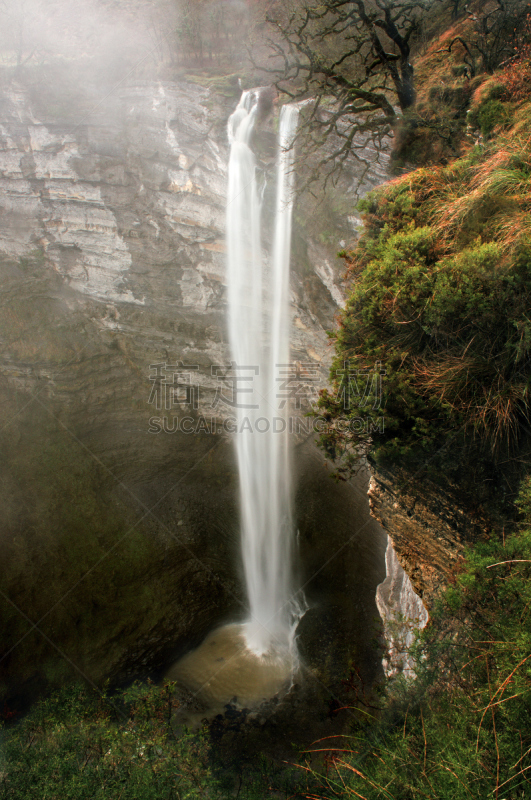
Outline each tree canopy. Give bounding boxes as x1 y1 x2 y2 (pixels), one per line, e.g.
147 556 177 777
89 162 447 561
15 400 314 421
255 0 531 177
256 0 428 178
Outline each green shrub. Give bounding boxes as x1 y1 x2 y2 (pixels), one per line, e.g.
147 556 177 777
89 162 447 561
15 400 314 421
0 682 215 799
476 98 512 137
317 111 531 480
301 478 531 800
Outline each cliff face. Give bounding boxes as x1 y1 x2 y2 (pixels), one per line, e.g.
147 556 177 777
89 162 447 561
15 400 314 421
368 465 491 607
376 539 428 677
0 78 361 418
0 76 390 704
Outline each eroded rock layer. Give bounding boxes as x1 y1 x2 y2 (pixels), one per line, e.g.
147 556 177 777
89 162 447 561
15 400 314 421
0 76 387 704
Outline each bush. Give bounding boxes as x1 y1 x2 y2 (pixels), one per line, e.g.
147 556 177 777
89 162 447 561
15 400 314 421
317 109 531 479
300 478 531 799
476 98 512 137
0 682 213 799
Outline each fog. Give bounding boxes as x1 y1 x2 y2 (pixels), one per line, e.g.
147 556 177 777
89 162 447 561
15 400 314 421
0 0 255 121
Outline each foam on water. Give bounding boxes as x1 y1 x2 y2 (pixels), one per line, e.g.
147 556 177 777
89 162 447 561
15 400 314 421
166 623 295 710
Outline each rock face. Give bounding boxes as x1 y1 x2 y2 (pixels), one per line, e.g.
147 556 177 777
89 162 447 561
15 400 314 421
0 79 243 704
368 466 491 607
0 75 389 706
376 539 428 677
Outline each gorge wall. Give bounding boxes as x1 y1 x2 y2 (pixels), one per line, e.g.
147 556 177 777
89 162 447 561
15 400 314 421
0 74 390 706
368 465 492 607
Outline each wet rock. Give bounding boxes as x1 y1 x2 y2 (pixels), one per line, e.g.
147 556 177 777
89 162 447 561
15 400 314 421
368 465 491 606
0 76 389 706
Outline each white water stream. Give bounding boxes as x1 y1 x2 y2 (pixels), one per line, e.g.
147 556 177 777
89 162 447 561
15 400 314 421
168 94 425 710
226 92 304 657
167 93 304 707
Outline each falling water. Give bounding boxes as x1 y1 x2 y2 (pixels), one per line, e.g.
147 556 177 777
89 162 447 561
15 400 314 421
226 92 303 657
166 93 304 708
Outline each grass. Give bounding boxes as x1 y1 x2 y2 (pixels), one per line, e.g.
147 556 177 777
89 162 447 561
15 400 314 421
4 478 531 799
317 90 531 483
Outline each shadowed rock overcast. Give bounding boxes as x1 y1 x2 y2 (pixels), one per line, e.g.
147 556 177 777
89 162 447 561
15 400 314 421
0 0 393 713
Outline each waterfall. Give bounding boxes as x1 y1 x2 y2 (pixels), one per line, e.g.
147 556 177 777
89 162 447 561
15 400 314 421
226 92 303 657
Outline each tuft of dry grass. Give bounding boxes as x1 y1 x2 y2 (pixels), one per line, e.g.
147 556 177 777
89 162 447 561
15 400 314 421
413 354 528 444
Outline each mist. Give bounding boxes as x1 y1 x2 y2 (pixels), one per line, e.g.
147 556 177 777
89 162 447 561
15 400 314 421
0 0 255 96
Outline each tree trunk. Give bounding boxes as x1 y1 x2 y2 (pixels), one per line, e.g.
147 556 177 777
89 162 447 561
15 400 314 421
398 60 416 109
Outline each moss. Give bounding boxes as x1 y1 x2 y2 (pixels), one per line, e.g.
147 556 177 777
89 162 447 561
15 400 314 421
475 98 513 137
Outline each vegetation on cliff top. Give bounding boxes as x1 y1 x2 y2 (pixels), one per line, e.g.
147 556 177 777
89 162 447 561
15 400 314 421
317 53 531 500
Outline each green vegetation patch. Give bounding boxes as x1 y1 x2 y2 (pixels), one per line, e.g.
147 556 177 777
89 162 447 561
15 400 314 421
0 682 212 799
296 476 531 799
317 104 531 480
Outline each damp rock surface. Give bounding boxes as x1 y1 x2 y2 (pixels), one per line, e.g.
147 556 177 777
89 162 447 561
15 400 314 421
0 76 389 705
368 465 491 606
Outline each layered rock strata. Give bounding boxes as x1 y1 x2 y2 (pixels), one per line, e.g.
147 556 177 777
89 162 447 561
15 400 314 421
0 75 388 704
368 466 491 606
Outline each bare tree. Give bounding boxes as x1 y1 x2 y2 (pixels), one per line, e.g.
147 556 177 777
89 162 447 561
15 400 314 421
467 0 530 74
254 0 428 183
172 0 252 67
0 0 46 70
432 0 530 86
